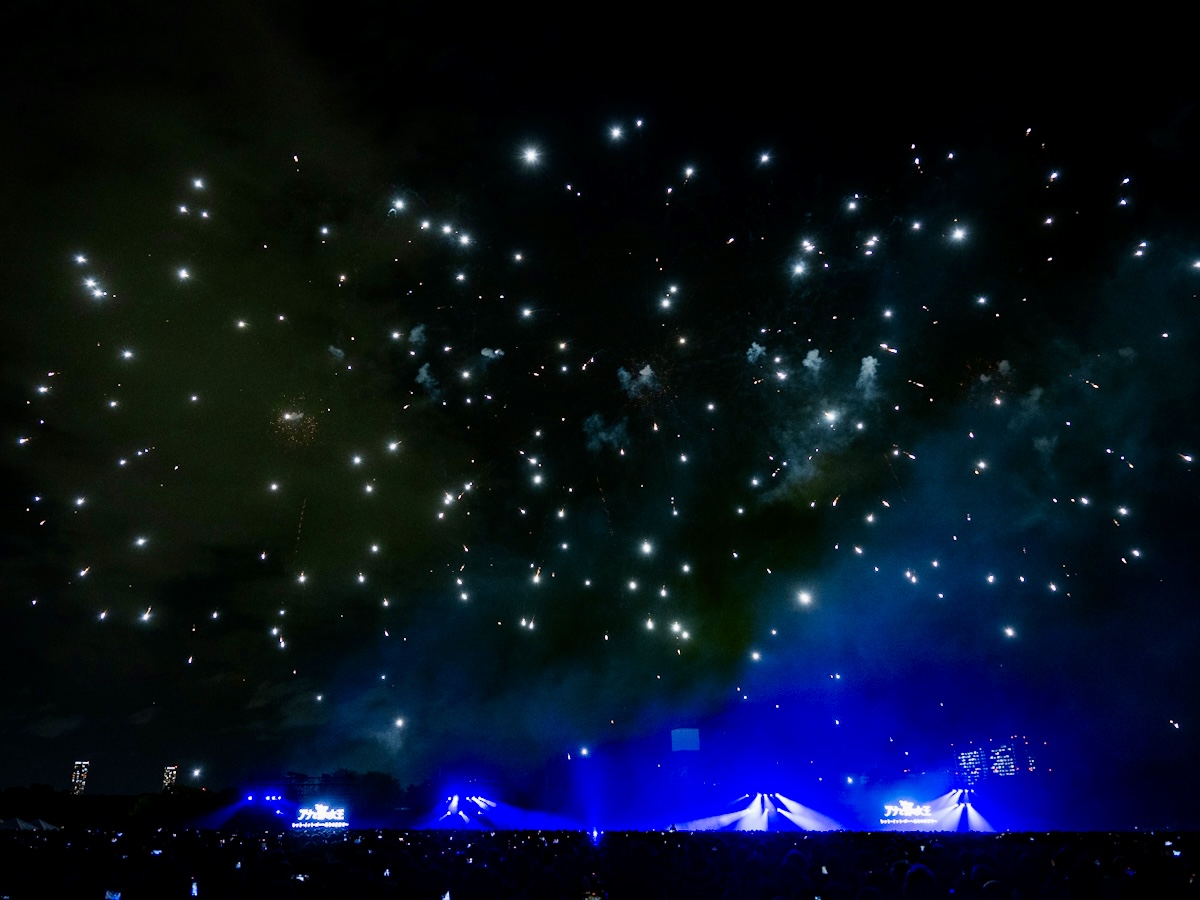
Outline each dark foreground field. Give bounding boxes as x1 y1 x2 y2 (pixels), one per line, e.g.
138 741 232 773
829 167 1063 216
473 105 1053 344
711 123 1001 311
1 828 1196 899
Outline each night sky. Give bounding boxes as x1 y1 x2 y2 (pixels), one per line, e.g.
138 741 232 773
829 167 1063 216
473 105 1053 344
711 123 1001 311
3 3 1199 823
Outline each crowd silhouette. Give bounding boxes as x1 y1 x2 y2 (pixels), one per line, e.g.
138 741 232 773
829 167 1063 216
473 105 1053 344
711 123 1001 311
0 827 1195 898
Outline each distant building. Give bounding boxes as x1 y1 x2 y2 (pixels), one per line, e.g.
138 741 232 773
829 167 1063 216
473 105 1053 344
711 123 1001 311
70 761 90 795
671 728 700 752
956 747 989 786
163 765 179 790
953 736 1042 785
666 728 708 801
989 738 1037 778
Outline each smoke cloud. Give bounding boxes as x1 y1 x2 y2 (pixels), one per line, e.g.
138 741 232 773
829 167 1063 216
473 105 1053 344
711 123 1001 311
856 356 878 396
617 364 658 398
583 413 629 453
415 363 440 398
